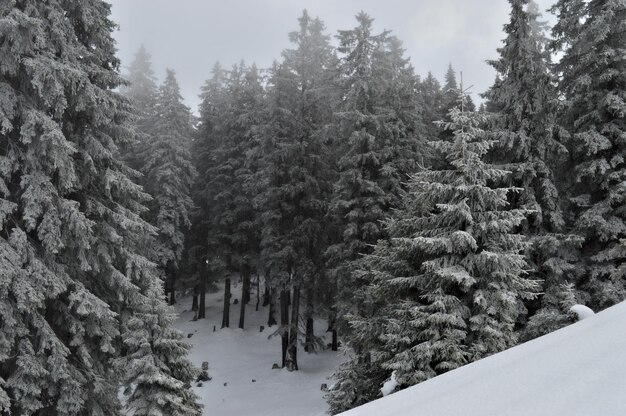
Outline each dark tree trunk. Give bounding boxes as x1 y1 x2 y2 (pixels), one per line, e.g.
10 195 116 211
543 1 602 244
287 285 300 371
191 285 199 312
198 260 207 319
262 278 270 307
268 287 277 326
280 289 289 368
168 273 176 306
304 289 314 353
243 272 251 304
328 311 338 351
222 278 231 328
239 271 249 329
255 274 260 311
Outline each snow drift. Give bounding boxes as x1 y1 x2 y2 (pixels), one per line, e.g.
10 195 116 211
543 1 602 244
339 301 626 416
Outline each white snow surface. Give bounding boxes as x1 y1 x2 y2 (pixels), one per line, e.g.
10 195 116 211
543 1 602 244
339 300 626 416
570 304 595 320
380 371 398 397
173 281 342 416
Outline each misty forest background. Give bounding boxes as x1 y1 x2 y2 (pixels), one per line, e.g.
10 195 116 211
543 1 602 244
0 0 624 415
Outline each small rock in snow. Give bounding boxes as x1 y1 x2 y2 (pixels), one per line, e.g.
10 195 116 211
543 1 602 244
570 304 595 321
187 333 193 338
272 363 281 369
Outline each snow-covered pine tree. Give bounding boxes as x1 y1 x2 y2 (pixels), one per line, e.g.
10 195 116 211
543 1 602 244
121 45 158 173
420 71 445 139
123 280 202 416
0 1 200 414
194 61 265 326
442 64 475 115
327 95 537 414
483 0 582 339
551 0 626 310
326 12 425 335
142 69 197 305
255 10 338 369
190 62 229 319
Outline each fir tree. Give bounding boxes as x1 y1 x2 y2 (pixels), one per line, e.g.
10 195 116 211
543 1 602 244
328 97 537 413
143 69 197 305
256 11 338 369
0 1 200 414
121 45 158 173
326 12 425 336
484 0 582 338
190 62 229 319
551 0 626 310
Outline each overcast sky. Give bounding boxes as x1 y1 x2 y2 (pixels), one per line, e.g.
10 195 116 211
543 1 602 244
108 0 555 113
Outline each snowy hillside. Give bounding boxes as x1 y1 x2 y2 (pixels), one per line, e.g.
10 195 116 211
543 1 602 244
339 301 626 416
173 282 343 416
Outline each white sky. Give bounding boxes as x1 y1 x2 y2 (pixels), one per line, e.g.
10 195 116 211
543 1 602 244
108 0 556 113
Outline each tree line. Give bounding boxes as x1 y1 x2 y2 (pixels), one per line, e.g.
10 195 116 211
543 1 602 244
0 0 623 414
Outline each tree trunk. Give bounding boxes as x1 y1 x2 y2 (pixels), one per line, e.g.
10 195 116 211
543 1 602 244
287 285 300 371
280 289 289 368
221 278 231 328
168 272 176 305
198 260 207 319
191 285 199 312
239 271 249 329
255 274 260 311
262 279 270 307
243 273 251 304
328 310 338 351
268 287 277 326
304 289 314 353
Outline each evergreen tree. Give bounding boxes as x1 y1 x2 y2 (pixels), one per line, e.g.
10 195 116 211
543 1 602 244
328 98 537 413
190 62 229 319
551 0 626 310
193 62 265 325
326 12 425 335
420 71 444 132
121 45 158 172
442 63 475 114
143 69 197 305
484 0 581 338
0 1 200 414
256 11 338 369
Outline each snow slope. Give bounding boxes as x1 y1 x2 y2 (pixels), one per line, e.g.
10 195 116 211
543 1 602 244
339 301 626 416
173 281 342 416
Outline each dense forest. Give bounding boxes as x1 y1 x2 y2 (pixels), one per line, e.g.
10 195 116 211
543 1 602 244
0 0 624 414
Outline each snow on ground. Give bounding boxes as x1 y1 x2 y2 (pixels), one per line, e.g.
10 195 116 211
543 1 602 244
173 280 343 416
570 304 595 320
339 300 626 416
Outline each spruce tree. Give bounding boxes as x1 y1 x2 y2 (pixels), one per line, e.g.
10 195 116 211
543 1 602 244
190 62 229 319
327 97 537 413
0 1 200 414
256 11 338 369
143 69 197 305
484 0 581 338
551 0 626 310
326 12 426 338
121 46 158 173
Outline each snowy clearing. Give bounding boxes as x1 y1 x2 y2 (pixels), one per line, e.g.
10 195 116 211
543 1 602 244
173 281 343 416
339 300 626 416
